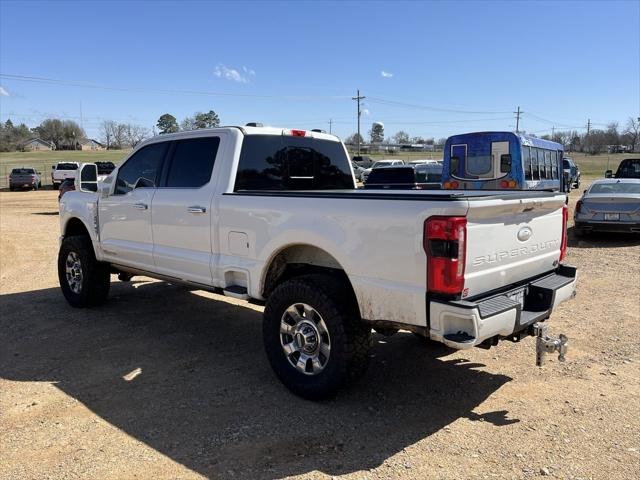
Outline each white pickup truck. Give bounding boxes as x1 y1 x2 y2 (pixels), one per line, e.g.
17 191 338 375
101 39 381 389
58 125 576 399
52 161 79 190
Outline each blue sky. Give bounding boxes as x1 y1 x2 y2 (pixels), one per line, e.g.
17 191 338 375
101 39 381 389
1 0 638 141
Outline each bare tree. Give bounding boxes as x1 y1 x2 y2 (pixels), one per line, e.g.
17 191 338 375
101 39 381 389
393 130 410 144
125 124 149 147
100 120 117 149
624 117 639 152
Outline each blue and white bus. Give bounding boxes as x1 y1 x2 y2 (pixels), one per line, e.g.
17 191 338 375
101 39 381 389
441 132 564 191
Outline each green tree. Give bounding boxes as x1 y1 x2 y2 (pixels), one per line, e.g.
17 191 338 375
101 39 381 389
369 122 384 143
194 110 220 129
157 114 179 134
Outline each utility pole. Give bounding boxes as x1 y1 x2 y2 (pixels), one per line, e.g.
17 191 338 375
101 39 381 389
551 126 555 139
80 101 84 131
586 118 591 135
352 89 365 155
514 106 522 133
329 118 332 134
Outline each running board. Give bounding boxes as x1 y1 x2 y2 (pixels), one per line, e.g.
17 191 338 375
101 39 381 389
223 285 250 300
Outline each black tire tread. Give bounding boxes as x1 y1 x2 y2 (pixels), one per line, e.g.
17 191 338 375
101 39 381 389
263 273 370 399
58 235 110 308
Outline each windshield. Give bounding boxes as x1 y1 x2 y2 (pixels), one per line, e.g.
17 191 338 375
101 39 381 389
11 168 35 174
372 161 395 168
466 155 493 176
563 160 571 169
56 163 78 170
590 182 640 194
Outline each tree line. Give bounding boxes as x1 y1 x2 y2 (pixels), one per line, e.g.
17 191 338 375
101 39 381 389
0 118 86 152
155 110 220 134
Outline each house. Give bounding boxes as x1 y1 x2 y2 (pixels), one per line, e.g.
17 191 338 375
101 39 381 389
77 138 105 151
20 138 55 151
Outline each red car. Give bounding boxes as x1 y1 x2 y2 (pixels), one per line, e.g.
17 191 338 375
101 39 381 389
58 178 75 201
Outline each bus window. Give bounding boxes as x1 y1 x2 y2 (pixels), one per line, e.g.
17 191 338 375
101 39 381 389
545 150 552 180
450 144 466 177
522 146 532 180
552 151 558 179
537 148 545 179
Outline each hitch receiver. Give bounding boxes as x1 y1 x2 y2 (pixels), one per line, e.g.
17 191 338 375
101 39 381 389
533 323 568 366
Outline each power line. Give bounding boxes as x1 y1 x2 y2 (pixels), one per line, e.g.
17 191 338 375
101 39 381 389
514 106 523 133
352 89 365 155
0 73 352 101
367 96 512 114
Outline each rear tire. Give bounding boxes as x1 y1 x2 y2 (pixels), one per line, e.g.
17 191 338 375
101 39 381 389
58 235 111 307
263 274 371 400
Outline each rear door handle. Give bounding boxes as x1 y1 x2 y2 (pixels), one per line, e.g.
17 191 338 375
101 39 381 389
132 203 148 210
187 206 207 214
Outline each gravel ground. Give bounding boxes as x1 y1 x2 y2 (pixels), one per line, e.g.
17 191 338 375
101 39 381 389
1 184 639 480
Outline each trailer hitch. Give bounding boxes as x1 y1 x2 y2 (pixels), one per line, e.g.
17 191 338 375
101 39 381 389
533 323 568 366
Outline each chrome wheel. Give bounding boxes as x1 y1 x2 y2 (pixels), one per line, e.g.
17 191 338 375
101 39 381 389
280 303 331 376
65 252 83 294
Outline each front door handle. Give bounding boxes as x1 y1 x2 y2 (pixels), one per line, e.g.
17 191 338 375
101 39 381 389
132 203 148 210
187 206 207 214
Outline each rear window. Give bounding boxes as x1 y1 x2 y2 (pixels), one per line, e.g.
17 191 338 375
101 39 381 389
616 159 640 178
96 162 116 175
166 137 220 188
366 168 415 184
590 182 640 194
11 168 35 174
234 135 354 191
415 165 442 183
56 163 78 170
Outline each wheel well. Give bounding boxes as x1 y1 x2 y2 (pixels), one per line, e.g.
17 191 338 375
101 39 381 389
262 245 358 307
64 217 90 238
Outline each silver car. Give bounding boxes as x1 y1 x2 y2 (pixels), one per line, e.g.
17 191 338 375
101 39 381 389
574 179 640 235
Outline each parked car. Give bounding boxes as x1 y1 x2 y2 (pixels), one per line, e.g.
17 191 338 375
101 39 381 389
574 178 640 235
52 162 79 190
9 167 41 191
96 161 116 181
351 155 374 168
562 157 581 191
58 178 76 201
360 159 405 183
605 158 640 179
363 164 442 190
408 159 442 166
58 125 575 399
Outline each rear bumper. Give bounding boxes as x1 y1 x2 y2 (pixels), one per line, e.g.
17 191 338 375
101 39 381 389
428 265 577 349
575 221 640 233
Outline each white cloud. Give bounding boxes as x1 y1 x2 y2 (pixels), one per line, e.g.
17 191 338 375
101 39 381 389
381 70 393 78
214 64 255 83
0 86 9 96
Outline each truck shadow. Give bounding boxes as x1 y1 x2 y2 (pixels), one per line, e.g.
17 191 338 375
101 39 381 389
567 226 640 248
0 280 516 479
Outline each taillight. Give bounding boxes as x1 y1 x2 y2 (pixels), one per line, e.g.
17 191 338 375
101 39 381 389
424 216 467 295
443 181 459 189
575 200 582 213
290 129 306 137
500 180 517 188
560 204 568 261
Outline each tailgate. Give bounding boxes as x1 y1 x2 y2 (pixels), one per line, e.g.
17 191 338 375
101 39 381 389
463 194 566 298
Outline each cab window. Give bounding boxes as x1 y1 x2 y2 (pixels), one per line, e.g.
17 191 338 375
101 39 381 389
114 142 168 195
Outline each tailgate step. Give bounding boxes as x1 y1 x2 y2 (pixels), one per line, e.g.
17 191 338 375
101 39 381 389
444 331 475 344
477 295 521 319
530 274 574 290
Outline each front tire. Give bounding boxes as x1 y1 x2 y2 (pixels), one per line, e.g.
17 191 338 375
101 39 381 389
58 235 111 307
263 274 371 400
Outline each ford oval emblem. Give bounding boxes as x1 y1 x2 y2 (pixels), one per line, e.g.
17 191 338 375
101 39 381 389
517 226 533 242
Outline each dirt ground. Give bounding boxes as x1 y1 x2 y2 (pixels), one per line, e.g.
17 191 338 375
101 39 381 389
1 184 639 480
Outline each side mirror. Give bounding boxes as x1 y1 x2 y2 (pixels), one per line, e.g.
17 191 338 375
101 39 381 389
76 163 98 193
604 170 613 178
500 154 512 173
134 177 155 189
